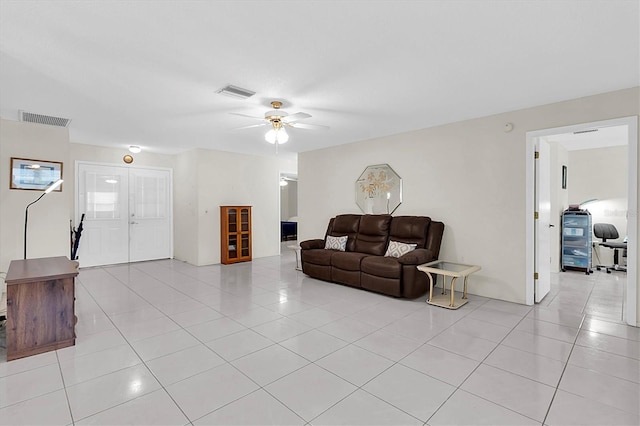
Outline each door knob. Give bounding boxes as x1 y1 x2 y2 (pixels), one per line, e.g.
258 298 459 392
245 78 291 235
130 221 138 225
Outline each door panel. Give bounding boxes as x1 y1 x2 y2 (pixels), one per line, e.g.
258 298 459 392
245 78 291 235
535 140 551 302
76 163 172 267
129 168 172 262
77 165 129 267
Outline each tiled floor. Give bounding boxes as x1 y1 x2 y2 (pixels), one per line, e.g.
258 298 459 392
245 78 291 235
0 247 638 425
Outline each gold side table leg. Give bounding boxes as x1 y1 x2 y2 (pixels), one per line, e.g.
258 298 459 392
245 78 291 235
450 277 458 307
463 275 469 299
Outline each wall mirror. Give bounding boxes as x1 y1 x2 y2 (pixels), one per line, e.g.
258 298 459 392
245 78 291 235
355 163 402 214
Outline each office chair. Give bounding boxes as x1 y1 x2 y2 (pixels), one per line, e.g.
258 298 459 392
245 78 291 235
593 223 627 273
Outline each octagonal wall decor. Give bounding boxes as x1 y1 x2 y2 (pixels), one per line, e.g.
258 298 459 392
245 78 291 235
355 163 402 214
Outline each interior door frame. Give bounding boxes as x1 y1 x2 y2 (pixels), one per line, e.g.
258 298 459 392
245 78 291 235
75 160 174 265
534 139 552 303
525 116 638 326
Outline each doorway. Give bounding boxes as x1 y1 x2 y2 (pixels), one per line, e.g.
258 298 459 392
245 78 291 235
526 116 638 326
75 162 173 268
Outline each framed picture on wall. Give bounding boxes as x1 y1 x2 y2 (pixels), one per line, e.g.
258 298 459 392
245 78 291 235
10 157 63 191
562 165 567 189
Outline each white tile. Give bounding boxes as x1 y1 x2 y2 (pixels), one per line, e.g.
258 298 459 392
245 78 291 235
400 343 479 387
131 328 200 361
206 329 274 361
231 344 309 386
185 317 246 342
0 389 71 426
109 306 166 327
166 363 258 421
56 328 128 361
559 364 639 415
568 344 640 383
265 299 316 316
546 390 640 426
288 307 345 328
229 306 283 327
428 389 539 425
381 315 447 343
0 363 63 409
427 328 498 361
316 344 394 386
66 364 161 421
75 389 189 425
251 317 312 342
461 364 555 422
265 363 356 421
515 317 579 343
581 317 640 341
146 344 226 386
194 389 304 425
311 389 422 425
116 317 181 342
483 344 566 387
59 344 141 386
0 350 58 379
527 304 585 329
443 316 512 343
280 329 348 361
319 317 379 342
576 330 640 360
502 330 573 362
170 306 224 328
467 306 525 328
363 364 455 421
354 329 422 361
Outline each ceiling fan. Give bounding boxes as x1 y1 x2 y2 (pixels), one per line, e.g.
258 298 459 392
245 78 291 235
232 101 329 145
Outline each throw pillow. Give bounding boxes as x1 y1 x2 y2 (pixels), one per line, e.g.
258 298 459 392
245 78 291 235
385 240 417 258
325 235 348 251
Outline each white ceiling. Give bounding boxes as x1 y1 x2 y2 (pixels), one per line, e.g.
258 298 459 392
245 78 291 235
1 1 638 160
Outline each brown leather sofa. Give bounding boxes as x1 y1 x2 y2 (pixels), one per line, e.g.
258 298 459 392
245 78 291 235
300 214 444 298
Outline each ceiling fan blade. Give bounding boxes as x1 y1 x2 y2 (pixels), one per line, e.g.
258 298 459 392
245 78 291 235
229 112 265 120
287 122 330 130
234 123 269 130
282 112 312 123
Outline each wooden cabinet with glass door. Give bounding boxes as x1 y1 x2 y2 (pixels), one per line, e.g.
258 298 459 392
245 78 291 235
220 206 252 264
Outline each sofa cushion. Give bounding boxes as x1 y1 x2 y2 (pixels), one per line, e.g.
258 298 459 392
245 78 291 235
361 256 401 279
331 252 369 271
329 214 361 252
325 235 347 251
354 215 392 255
389 216 431 248
301 248 334 266
385 240 417 258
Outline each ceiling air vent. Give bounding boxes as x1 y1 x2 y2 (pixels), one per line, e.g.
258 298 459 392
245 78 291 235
216 85 256 99
573 129 598 135
19 110 71 127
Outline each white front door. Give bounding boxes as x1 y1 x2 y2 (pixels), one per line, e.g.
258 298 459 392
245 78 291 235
129 168 172 262
76 163 172 267
535 139 552 302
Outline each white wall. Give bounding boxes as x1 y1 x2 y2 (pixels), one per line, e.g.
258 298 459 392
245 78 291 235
0 119 71 271
183 149 281 266
298 87 639 307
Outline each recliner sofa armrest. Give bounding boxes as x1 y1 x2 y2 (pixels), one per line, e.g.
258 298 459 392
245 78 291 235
300 239 325 250
397 248 435 265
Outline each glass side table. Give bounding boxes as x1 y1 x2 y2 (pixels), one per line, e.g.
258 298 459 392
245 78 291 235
417 260 481 309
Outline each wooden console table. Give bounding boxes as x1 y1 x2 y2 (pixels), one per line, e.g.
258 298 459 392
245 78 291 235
5 256 78 361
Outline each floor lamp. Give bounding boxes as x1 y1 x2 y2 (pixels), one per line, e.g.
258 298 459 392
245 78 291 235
24 179 63 259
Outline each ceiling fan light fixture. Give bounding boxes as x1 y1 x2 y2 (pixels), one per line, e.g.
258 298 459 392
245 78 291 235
277 127 289 144
265 129 277 144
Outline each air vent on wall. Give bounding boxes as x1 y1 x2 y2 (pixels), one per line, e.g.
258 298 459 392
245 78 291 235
216 85 256 99
19 110 71 127
573 129 599 135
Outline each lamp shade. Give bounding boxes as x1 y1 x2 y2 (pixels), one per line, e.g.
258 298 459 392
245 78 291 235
265 129 277 144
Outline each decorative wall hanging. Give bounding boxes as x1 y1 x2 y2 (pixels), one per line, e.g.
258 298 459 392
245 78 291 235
10 157 63 191
355 163 402 214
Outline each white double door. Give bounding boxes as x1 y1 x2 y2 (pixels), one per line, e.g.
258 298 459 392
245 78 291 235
76 162 172 268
